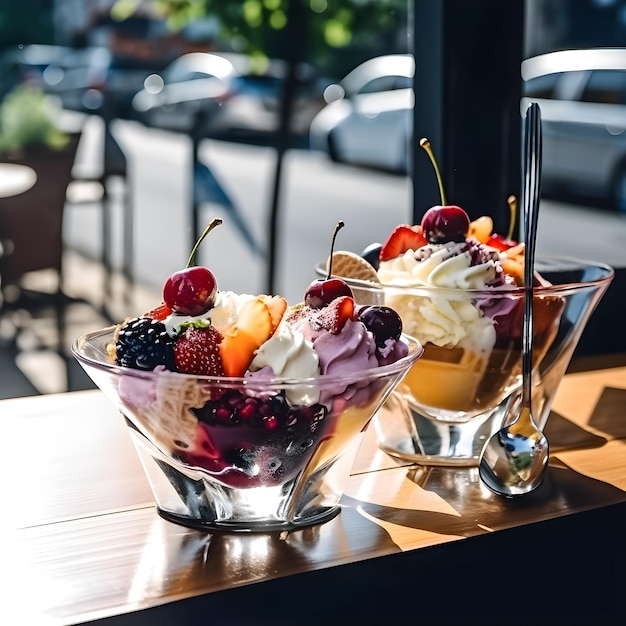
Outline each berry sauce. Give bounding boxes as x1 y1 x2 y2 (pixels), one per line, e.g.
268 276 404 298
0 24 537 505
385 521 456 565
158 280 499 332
172 389 332 488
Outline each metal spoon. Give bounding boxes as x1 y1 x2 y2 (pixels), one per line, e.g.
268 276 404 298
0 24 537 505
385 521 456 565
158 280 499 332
478 102 549 497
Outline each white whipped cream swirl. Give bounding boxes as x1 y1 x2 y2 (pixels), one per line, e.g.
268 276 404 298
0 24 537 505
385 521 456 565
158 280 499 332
378 242 498 288
377 241 510 351
248 322 320 405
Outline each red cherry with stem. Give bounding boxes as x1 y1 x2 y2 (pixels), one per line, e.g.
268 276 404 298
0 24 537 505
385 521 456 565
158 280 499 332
421 205 470 244
163 218 222 316
419 138 470 243
304 220 353 308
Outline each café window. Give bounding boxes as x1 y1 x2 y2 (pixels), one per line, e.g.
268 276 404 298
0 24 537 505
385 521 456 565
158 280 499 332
523 72 561 99
579 69 626 105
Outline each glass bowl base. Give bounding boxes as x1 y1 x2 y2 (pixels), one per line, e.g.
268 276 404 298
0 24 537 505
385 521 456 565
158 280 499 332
157 505 341 533
379 438 483 467
374 392 515 467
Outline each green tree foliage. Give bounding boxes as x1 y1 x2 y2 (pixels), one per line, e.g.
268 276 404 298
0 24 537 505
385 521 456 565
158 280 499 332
114 0 407 63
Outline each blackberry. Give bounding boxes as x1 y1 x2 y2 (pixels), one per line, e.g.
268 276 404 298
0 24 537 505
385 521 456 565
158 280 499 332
116 317 176 371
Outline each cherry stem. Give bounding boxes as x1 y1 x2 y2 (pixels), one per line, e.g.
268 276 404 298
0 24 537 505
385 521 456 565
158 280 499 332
186 217 223 268
326 220 345 278
507 195 517 241
420 138 447 206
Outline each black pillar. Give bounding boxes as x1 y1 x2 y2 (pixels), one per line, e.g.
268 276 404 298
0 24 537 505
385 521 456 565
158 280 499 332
412 0 525 238
266 0 308 294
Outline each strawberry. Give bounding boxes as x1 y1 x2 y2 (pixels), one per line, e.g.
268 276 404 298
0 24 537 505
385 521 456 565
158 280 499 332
379 224 427 261
174 323 225 376
144 302 172 321
311 295 355 334
486 233 518 251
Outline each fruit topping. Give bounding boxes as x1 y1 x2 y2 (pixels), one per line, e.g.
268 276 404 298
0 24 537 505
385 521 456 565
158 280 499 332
310 295 356 334
468 215 494 244
192 388 326 432
116 317 176 371
163 218 222 316
418 138 470 244
258 294 289 334
304 221 354 307
219 297 282 377
361 242 382 269
174 322 225 376
379 223 427 262
486 232 518 251
357 305 403 348
144 302 172 321
420 205 470 244
164 266 218 316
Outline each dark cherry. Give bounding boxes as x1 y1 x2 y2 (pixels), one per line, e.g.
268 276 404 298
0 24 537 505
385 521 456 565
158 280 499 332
304 220 353 309
357 305 403 347
361 242 382 270
163 218 222 316
421 205 470 244
304 277 353 309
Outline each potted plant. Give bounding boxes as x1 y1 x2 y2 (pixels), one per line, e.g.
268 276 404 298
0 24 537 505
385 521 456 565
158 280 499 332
0 84 71 157
0 84 82 300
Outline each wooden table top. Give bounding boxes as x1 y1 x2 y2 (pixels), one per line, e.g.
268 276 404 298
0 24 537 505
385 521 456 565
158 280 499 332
5 365 626 625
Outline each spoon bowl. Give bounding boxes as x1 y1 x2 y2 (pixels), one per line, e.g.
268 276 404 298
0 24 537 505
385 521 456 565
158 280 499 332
479 102 549 496
478 407 549 496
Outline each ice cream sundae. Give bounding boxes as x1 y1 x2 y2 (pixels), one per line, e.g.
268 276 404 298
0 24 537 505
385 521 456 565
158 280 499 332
74 218 422 529
328 139 565 420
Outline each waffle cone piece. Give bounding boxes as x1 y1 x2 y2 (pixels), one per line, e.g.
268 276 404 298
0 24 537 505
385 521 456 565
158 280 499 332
327 251 381 305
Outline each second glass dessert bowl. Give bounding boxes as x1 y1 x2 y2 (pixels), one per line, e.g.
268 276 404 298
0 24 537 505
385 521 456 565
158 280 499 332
325 255 613 466
73 327 422 531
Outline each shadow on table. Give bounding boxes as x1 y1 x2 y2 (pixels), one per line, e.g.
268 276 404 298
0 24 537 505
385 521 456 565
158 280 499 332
0 289 100 397
92 460 626 626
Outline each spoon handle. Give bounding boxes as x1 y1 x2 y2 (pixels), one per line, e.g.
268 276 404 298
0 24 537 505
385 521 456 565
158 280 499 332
521 103 542 409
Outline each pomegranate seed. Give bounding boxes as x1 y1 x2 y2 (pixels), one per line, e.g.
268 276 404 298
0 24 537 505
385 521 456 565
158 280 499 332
215 406 232 422
239 401 257 419
263 415 279 430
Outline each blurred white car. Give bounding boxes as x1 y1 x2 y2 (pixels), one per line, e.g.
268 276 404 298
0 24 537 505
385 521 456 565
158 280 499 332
308 54 414 172
131 51 323 138
0 44 111 111
522 48 626 212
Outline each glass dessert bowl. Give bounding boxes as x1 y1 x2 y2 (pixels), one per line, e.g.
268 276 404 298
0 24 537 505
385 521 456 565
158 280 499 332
73 218 423 531
321 138 615 468
73 326 422 531
327 254 613 466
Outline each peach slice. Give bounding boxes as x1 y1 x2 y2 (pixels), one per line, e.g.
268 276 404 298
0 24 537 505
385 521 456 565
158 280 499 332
219 298 274 377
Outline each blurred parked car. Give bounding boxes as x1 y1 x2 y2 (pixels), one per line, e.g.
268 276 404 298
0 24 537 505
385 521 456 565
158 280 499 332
0 44 103 105
308 54 414 172
130 52 324 139
96 55 163 119
522 48 626 212
0 44 158 119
